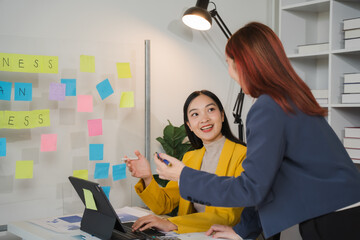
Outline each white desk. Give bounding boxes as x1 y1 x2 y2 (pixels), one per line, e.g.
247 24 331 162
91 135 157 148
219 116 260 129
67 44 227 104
7 207 219 240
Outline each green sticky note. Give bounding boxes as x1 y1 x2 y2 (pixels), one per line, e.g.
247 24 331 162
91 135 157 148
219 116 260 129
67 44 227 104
83 188 97 210
119 91 134 108
15 160 33 179
73 169 88 180
80 55 95 73
116 63 132 78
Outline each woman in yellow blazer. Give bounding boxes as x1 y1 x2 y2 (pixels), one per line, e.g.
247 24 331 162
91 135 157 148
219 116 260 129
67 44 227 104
126 90 247 234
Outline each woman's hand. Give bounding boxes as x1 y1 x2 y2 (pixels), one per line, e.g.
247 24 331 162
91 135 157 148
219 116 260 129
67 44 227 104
132 214 177 232
154 153 185 182
125 150 152 187
206 224 243 240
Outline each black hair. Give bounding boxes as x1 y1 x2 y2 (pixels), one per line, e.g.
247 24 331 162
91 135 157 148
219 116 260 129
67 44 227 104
183 90 245 149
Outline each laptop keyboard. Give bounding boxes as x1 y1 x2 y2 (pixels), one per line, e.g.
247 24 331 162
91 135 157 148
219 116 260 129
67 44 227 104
112 222 165 240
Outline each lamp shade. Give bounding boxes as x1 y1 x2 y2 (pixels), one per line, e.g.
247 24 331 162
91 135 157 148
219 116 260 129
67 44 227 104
182 4 212 31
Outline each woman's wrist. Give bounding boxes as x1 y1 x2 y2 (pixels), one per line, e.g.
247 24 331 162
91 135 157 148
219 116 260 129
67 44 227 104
142 175 153 187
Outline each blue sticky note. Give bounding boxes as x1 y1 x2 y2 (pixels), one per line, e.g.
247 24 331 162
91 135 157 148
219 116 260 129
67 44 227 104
59 215 82 223
0 81 12 101
94 163 110 179
0 138 6 157
61 79 76 96
89 144 103 161
14 82 32 101
96 78 114 100
101 186 111 199
113 163 126 181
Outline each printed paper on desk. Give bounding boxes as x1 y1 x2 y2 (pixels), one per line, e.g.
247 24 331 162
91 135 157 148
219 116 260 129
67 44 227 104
29 214 82 233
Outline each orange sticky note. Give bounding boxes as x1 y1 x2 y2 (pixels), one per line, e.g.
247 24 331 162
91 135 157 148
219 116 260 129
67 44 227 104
119 91 134 108
15 160 33 179
116 63 132 78
77 95 93 112
80 55 95 73
40 134 57 152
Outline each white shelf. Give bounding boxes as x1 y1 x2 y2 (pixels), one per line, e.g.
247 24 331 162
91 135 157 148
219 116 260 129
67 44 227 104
282 0 330 12
280 0 360 141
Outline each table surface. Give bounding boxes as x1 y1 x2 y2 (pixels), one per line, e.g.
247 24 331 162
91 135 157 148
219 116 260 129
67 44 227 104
7 207 220 240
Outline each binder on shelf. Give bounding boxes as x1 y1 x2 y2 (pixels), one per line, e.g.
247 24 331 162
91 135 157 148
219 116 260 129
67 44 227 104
316 98 328 104
344 83 360 94
342 93 360 103
344 73 360 84
344 28 360 39
344 37 360 49
346 148 360 159
297 42 329 54
344 138 360 149
345 127 360 138
343 17 360 30
311 89 328 99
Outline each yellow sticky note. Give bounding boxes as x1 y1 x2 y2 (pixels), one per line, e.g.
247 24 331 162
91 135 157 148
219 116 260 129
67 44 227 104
0 53 58 74
80 55 95 73
0 109 50 129
83 189 97 210
119 91 134 108
73 169 88 180
116 63 132 78
15 160 33 179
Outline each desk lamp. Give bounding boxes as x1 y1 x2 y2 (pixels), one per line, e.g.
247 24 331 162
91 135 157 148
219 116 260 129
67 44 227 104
182 0 245 142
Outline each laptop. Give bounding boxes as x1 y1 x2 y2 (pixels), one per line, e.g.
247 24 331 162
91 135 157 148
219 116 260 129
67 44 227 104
68 176 165 240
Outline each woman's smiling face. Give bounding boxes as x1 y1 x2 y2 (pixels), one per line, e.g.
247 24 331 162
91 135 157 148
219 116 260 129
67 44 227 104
186 94 224 145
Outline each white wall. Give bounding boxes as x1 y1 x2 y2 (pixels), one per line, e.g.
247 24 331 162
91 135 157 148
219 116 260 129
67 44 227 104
0 0 273 229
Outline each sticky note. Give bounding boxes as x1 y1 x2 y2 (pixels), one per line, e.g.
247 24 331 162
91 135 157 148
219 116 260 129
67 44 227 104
15 160 33 179
0 109 50 129
77 95 93 112
49 82 66 101
40 134 57 152
0 138 6 157
96 79 114 100
0 81 12 101
80 55 95 73
73 169 88 180
119 91 134 108
89 144 103 161
94 163 110 179
113 163 126 181
101 186 110 199
116 63 132 78
83 189 97 210
61 79 76 96
14 82 32 101
87 119 102 137
0 53 58 74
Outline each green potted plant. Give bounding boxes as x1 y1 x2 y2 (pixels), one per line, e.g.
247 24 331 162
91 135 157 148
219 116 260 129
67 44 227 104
153 120 193 187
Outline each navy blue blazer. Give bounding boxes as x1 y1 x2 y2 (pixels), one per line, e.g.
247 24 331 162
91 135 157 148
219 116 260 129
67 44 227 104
179 94 360 238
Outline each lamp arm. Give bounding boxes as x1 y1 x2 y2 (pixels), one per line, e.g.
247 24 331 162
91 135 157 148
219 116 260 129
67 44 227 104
209 9 232 39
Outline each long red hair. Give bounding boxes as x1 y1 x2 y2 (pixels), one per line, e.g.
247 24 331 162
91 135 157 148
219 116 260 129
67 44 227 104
226 22 327 116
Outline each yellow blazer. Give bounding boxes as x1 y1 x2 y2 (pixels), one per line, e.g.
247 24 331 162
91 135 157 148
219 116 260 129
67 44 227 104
134 139 247 233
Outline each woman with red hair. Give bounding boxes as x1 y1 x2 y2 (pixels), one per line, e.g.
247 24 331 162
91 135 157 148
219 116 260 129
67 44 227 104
154 22 360 240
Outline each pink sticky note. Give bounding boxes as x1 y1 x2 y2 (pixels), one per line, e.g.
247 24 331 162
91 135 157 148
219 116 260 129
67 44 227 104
88 119 102 136
40 134 57 152
77 95 93 112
